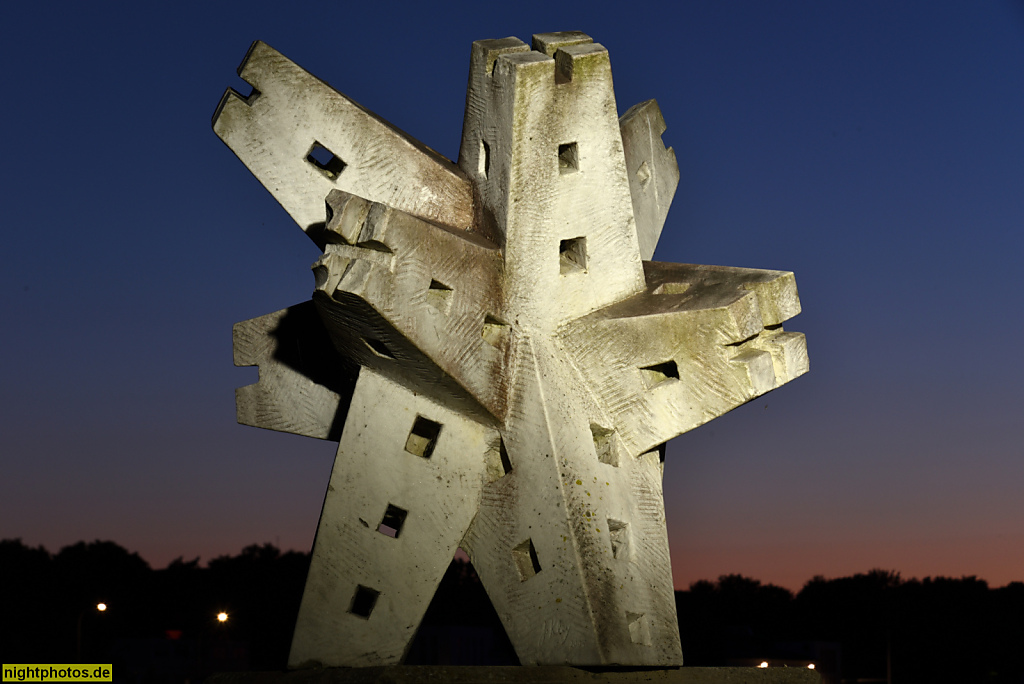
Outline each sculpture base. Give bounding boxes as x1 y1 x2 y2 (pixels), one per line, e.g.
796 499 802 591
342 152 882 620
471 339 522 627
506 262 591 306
206 667 820 684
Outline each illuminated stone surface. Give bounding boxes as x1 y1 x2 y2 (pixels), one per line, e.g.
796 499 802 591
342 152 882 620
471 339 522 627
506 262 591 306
213 32 807 669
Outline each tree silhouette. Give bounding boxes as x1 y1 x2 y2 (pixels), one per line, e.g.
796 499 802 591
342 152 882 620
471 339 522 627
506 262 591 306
3 539 1023 682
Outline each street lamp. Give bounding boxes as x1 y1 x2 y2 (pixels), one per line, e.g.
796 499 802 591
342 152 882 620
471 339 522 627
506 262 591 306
76 602 108 661
216 611 229 623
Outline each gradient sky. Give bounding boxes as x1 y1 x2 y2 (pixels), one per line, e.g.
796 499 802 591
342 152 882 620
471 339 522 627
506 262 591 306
2 1 1022 592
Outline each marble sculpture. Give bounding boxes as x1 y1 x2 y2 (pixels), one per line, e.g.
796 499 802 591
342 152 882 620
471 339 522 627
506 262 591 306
212 31 807 668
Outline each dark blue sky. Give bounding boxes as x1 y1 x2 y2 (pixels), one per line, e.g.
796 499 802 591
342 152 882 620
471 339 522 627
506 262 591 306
3 1 1022 591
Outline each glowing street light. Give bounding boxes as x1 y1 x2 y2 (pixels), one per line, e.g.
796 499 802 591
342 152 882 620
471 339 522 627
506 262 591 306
808 663 816 670
77 602 109 661
758 661 769 668
217 611 229 623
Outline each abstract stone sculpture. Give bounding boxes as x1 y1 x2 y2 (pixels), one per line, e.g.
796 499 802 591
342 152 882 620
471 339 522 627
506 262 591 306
213 32 807 669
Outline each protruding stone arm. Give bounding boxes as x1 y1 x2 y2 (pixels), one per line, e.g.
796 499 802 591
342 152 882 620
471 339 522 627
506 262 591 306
233 301 359 441
213 41 477 247
620 100 680 260
560 263 807 457
313 190 508 425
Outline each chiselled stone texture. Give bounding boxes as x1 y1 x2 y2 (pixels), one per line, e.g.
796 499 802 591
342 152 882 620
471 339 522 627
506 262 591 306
214 31 807 669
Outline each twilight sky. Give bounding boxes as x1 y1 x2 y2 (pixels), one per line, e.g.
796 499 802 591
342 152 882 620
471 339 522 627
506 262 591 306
2 1 1022 592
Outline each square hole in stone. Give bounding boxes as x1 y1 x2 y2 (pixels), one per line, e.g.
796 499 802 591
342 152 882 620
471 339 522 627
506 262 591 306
627 612 651 646
558 142 578 174
559 237 587 275
482 314 510 347
377 504 408 538
426 279 453 313
485 435 513 482
512 538 541 581
608 518 630 559
639 360 678 388
306 141 346 181
636 160 652 188
590 423 619 467
479 139 490 179
349 585 379 619
364 337 395 359
499 438 512 475
405 415 442 459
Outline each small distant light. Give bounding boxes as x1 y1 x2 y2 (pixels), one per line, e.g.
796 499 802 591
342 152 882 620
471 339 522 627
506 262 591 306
96 603 107 612
758 661 769 668
808 663 816 670
217 612 229 623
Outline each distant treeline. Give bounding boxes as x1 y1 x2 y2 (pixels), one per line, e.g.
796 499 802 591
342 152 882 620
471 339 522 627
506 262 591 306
677 571 1024 683
2 538 1023 683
